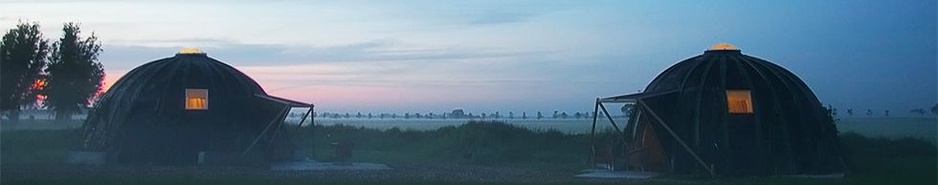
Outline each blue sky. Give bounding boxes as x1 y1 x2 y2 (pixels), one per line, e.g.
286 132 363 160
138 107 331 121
1 0 935 115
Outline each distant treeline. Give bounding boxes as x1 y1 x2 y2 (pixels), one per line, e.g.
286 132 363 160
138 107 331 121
826 103 938 117
302 111 628 120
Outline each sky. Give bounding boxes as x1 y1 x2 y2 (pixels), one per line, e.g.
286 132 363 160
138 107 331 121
1 0 935 115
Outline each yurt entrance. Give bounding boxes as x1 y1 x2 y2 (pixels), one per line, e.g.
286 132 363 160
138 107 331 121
586 91 678 172
588 90 716 176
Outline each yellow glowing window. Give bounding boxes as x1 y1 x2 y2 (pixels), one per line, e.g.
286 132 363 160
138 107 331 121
185 89 208 110
727 90 753 113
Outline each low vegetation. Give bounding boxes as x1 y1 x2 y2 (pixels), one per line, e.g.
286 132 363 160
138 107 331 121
296 121 597 169
1 121 935 185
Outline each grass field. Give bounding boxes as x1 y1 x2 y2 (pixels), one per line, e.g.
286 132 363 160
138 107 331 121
835 117 936 142
1 118 936 185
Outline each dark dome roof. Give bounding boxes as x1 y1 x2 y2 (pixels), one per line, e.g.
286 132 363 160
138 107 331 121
620 44 842 176
80 50 293 164
646 47 816 100
108 52 266 98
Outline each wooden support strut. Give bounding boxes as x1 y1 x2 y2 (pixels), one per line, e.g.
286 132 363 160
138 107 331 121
598 102 622 133
589 99 600 165
309 104 316 159
289 107 313 137
242 105 290 157
638 99 716 176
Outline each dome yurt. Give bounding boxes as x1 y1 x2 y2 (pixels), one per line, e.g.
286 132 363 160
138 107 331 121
589 43 844 176
77 48 313 165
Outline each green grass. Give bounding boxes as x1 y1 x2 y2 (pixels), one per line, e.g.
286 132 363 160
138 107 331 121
836 117 937 143
1 129 79 164
838 132 937 185
296 121 598 170
3 178 636 185
1 120 935 185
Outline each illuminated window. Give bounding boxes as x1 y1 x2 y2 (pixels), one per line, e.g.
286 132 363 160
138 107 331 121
726 90 752 113
186 89 208 110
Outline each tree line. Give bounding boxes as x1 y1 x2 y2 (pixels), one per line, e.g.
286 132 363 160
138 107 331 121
308 110 623 120
828 104 938 118
0 21 104 121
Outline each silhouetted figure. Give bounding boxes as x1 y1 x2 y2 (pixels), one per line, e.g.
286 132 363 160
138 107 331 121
846 109 853 116
884 110 889 117
866 109 873 117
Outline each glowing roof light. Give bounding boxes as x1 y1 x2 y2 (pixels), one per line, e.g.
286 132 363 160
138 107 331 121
178 47 204 54
707 43 739 51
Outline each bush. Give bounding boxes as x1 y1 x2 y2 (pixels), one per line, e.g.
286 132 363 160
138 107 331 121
294 121 590 165
840 132 937 158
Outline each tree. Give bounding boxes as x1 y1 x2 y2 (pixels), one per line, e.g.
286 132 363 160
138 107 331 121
932 104 937 115
44 23 104 120
1 22 49 122
620 104 634 115
827 105 837 117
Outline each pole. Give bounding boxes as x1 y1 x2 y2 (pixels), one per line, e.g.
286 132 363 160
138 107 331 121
589 98 600 165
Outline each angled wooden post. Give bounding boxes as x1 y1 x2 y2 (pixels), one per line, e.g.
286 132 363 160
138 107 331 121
598 102 621 133
638 99 716 176
589 98 600 165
